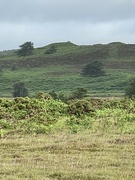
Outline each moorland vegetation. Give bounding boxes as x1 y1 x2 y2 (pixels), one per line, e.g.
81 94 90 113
0 41 135 179
1 41 135 97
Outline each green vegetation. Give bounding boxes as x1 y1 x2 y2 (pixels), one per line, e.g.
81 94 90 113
16 41 34 56
1 41 135 97
1 41 135 179
45 44 57 54
12 81 29 97
81 60 105 77
0 96 135 179
1 96 135 136
125 76 135 98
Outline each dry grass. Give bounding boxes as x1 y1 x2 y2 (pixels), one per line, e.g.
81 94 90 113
0 132 135 179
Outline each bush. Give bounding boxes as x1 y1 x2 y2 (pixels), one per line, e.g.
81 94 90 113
45 45 57 54
69 87 88 100
125 77 135 98
67 99 95 116
81 60 105 77
12 82 29 97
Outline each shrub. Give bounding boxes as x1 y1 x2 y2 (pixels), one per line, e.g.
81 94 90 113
67 99 95 116
12 82 29 97
45 45 57 54
81 60 105 77
125 77 135 98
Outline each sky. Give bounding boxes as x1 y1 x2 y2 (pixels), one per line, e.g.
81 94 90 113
0 0 135 51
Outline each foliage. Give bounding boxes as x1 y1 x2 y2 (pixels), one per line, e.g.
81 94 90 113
125 77 135 98
49 88 88 102
67 99 95 117
49 90 58 99
1 97 135 136
1 41 135 97
0 96 67 135
69 87 88 100
11 63 18 71
0 67 3 76
12 82 29 97
81 60 105 77
45 45 57 54
16 41 34 56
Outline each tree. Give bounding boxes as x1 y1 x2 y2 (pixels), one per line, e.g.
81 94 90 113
81 60 105 77
125 77 135 98
16 41 34 56
12 82 29 97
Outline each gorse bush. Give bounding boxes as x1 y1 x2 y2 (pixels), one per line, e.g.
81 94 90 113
0 96 135 136
67 99 95 116
0 96 67 135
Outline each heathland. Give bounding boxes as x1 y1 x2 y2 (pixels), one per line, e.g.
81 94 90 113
1 41 135 97
0 96 135 179
0 42 135 179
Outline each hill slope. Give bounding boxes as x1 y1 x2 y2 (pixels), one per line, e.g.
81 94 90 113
0 41 135 97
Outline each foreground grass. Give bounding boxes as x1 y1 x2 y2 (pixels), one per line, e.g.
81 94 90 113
0 132 135 180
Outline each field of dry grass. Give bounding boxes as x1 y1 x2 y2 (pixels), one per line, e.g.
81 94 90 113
0 132 135 180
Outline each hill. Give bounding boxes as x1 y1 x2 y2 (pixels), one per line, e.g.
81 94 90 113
0 41 135 97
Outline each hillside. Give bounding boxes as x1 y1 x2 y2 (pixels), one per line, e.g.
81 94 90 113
0 41 135 97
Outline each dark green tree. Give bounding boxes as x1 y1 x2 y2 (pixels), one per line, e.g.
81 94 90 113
81 60 105 77
16 41 34 56
12 82 29 97
125 77 135 98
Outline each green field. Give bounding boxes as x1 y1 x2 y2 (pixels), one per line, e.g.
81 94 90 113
1 41 135 97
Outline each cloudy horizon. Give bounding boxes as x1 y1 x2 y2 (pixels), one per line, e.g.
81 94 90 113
1 0 135 51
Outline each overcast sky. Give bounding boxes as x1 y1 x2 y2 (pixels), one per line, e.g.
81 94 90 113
0 0 135 51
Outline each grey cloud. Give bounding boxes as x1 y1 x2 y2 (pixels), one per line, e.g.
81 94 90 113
0 0 135 50
0 0 135 23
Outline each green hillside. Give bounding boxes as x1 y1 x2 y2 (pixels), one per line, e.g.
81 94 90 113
0 41 135 97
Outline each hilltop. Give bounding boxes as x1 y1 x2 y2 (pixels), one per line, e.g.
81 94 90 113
0 41 135 97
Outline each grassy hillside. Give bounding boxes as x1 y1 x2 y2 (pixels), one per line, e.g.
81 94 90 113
1 41 135 97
